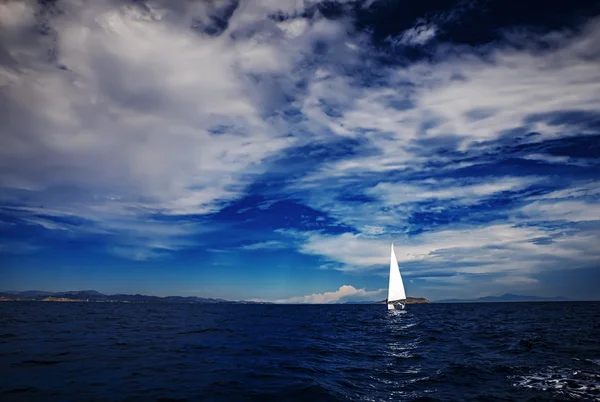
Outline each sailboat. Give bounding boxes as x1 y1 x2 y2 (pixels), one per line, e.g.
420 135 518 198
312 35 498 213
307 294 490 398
387 242 406 310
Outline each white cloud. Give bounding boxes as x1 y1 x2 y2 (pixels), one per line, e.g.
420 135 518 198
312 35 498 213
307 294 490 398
0 2 34 29
2 201 214 259
367 176 535 206
295 224 552 267
2 1 279 211
361 225 385 235
393 24 437 46
23 217 71 231
529 181 600 201
296 16 600 187
0 0 357 258
260 285 385 304
2 0 600 272
240 240 287 250
288 222 600 280
519 200 600 223
278 18 309 39
520 153 594 167
289 14 600 235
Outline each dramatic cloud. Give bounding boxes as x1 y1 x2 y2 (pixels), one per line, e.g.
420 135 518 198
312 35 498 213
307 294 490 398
296 16 600 188
1 0 599 300
0 0 358 252
276 14 600 301
1 1 291 208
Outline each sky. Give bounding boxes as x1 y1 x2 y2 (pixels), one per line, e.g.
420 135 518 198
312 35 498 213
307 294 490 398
1 0 599 303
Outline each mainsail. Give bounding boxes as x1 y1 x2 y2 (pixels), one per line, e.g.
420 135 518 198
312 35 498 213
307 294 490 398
387 242 406 303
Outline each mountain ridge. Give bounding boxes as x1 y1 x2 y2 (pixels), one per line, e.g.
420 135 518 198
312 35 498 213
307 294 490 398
434 293 569 303
0 290 269 304
0 291 432 305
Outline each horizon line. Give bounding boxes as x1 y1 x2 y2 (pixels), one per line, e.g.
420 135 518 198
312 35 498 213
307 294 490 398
2 289 598 303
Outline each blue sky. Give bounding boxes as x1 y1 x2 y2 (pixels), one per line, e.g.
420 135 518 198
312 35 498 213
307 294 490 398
1 0 599 302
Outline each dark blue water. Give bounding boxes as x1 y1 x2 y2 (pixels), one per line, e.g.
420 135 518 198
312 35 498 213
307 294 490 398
1 302 599 401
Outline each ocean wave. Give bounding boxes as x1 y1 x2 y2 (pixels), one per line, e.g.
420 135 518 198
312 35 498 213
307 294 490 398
512 367 600 400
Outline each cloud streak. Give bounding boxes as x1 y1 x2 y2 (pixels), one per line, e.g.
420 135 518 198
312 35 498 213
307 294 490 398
392 23 437 46
240 240 287 250
259 285 385 304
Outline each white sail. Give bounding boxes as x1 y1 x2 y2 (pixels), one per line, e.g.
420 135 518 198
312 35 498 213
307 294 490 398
387 242 406 303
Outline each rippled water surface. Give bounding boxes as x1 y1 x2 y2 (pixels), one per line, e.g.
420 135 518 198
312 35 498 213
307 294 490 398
1 302 599 401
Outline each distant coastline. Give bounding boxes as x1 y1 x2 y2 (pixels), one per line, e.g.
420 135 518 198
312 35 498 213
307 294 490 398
0 290 432 305
0 290 270 304
434 293 570 303
1 291 583 304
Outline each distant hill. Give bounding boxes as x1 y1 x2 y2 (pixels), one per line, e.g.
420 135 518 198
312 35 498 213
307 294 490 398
434 293 569 303
0 290 270 304
63 290 105 296
0 291 432 305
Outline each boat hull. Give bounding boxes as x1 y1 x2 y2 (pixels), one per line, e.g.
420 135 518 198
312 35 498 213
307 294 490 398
387 302 405 310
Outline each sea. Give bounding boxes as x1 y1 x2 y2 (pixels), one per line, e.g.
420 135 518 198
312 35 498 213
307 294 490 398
1 302 599 401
